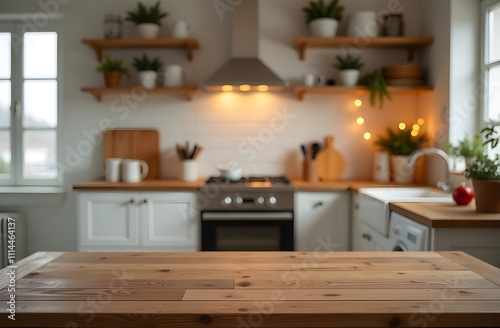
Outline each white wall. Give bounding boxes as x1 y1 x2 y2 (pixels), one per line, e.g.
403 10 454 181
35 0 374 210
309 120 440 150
0 0 438 253
449 0 481 143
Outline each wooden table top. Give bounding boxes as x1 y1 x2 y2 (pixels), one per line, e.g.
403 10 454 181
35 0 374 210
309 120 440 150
1 251 500 327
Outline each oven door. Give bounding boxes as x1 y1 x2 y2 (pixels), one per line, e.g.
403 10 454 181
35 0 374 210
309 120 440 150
201 212 294 251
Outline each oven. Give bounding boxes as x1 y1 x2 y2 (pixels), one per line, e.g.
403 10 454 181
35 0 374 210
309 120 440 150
199 177 295 251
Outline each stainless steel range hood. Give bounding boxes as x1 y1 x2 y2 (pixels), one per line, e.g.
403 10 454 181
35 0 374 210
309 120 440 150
204 0 286 92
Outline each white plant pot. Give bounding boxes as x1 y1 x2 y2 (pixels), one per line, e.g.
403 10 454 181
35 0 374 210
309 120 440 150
391 155 415 185
339 69 360 87
137 23 160 39
347 11 378 37
309 18 339 37
138 71 157 89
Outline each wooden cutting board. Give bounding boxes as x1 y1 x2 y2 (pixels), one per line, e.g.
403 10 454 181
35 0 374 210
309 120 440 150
103 129 160 180
316 135 345 181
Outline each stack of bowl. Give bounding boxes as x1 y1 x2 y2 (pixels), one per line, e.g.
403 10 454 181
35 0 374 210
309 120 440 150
381 64 423 85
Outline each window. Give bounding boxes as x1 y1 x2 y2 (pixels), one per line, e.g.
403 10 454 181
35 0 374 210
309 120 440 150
0 21 60 186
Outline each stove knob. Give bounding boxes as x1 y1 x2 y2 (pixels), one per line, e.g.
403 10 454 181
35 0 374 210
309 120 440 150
223 196 232 206
257 197 265 205
236 197 243 205
268 196 277 205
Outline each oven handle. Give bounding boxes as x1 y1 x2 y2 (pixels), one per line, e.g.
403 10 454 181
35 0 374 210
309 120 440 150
202 212 293 221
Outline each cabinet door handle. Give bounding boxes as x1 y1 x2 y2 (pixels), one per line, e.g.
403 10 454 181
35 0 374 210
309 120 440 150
313 201 323 208
142 199 148 204
362 233 372 241
129 199 135 204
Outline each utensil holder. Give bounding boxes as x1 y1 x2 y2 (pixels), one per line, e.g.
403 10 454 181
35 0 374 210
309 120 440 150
182 160 198 182
303 160 318 183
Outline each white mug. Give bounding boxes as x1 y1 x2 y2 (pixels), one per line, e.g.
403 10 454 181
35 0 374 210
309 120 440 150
121 159 149 183
171 20 190 38
104 158 122 183
163 65 189 87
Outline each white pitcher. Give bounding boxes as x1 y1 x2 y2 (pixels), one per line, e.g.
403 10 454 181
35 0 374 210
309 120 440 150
104 158 122 183
121 159 149 183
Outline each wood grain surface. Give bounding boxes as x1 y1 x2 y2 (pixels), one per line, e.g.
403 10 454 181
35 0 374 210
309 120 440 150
73 178 204 190
389 202 500 228
103 129 160 180
1 251 499 327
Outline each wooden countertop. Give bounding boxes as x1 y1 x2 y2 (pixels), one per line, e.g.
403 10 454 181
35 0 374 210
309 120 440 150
1 251 500 327
73 178 432 192
73 178 204 191
390 201 500 228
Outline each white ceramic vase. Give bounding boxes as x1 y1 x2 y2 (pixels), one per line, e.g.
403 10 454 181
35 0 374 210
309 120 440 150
138 71 157 89
339 69 360 87
309 18 339 37
137 23 160 39
391 155 415 184
347 11 378 37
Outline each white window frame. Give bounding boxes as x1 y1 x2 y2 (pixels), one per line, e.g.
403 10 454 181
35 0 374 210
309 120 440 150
481 0 500 126
0 17 62 187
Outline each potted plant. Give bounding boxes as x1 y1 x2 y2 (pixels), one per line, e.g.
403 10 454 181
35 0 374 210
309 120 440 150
303 0 344 37
334 53 363 87
465 124 500 213
126 1 168 39
132 54 162 89
374 127 429 184
96 56 129 88
447 134 484 169
359 69 391 108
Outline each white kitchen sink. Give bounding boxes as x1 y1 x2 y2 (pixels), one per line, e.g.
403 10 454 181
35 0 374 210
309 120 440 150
358 187 452 236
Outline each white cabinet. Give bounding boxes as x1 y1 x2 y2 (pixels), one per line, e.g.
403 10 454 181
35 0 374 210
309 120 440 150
351 192 391 251
431 228 500 267
78 192 199 252
351 193 374 251
295 192 349 251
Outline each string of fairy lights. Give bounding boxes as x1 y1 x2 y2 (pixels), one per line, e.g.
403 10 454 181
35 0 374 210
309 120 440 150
352 99 425 140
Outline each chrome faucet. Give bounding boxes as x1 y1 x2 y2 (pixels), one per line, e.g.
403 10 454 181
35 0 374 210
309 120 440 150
407 147 452 193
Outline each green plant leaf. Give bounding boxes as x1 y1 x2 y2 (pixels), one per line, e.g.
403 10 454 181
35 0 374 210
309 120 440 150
303 0 344 23
126 1 168 25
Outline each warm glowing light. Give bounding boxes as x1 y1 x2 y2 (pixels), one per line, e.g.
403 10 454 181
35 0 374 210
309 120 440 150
354 99 362 107
364 132 372 140
257 85 269 92
398 122 406 130
417 118 425 125
413 124 420 131
222 85 233 92
411 130 419 136
356 117 365 125
239 84 251 92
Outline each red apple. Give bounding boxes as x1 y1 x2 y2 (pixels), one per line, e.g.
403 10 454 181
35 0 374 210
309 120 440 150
452 183 474 205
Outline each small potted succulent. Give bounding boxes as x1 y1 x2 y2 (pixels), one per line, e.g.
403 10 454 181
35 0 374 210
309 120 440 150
132 54 162 89
303 0 344 37
96 56 129 88
359 70 391 108
374 127 429 184
465 124 500 213
126 1 168 39
334 53 363 87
